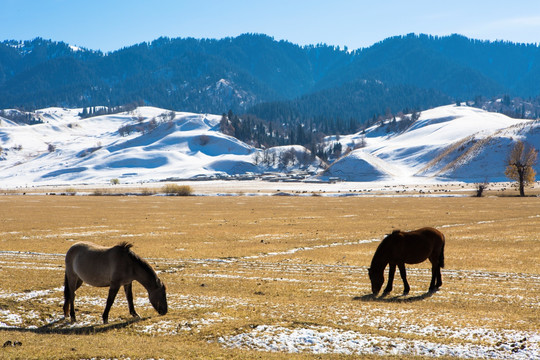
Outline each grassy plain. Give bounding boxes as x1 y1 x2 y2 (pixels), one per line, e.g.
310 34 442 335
0 195 538 359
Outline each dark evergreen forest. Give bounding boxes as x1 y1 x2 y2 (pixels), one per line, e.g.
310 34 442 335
2 33 540 148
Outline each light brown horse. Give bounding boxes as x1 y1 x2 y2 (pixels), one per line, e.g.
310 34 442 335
368 227 445 296
63 242 167 324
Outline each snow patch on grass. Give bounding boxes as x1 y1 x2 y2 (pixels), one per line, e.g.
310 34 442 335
220 324 540 359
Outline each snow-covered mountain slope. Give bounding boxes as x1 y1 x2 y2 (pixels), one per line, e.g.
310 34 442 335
1 104 538 186
322 105 539 183
0 107 320 186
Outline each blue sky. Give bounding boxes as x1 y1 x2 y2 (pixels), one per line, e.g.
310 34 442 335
2 0 540 52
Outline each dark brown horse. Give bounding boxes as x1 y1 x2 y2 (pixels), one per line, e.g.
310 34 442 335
368 227 445 296
64 242 167 324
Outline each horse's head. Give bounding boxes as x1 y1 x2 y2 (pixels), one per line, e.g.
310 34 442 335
368 267 384 295
149 280 168 316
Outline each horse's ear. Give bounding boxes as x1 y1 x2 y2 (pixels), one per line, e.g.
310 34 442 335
391 229 401 235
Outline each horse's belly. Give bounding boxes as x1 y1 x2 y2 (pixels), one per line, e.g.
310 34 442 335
406 260 425 265
405 256 428 264
76 272 111 287
81 277 111 287
73 260 112 287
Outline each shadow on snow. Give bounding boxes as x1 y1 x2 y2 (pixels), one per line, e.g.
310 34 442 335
353 290 437 303
0 316 148 335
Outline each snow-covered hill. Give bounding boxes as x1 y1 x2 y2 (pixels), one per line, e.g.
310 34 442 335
0 104 538 187
0 107 321 186
322 105 539 183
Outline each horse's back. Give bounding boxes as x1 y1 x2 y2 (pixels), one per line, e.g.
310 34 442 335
413 227 445 244
387 227 444 264
404 227 444 250
66 242 123 287
407 227 445 262
66 242 108 265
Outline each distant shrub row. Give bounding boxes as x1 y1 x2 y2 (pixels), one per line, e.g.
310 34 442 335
85 183 193 196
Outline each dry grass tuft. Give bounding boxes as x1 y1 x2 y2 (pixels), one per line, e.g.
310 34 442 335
162 183 193 196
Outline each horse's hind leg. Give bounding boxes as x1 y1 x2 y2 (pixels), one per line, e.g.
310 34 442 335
398 263 410 295
383 264 396 295
436 266 442 288
124 283 139 318
429 264 440 292
64 276 82 322
434 265 442 289
429 247 443 292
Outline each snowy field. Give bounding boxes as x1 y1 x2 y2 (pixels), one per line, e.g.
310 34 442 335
0 196 538 359
0 246 538 359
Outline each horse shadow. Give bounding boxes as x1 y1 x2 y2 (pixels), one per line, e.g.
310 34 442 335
1 316 148 335
353 290 437 303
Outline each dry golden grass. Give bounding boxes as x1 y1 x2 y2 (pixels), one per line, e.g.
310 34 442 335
0 195 538 359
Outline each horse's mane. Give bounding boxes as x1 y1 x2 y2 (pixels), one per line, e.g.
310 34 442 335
371 229 400 269
115 242 159 281
117 241 134 250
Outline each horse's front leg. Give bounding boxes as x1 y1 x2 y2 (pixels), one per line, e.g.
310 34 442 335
103 285 120 324
124 283 140 318
383 264 396 295
398 263 410 295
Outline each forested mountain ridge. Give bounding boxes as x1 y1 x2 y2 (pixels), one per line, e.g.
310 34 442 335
1 33 540 122
331 34 540 99
0 34 351 111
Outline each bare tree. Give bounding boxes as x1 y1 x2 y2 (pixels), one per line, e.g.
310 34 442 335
475 182 488 197
252 151 262 165
505 141 538 196
279 148 297 169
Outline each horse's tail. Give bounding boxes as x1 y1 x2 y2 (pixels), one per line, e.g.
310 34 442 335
439 238 445 268
63 272 70 317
